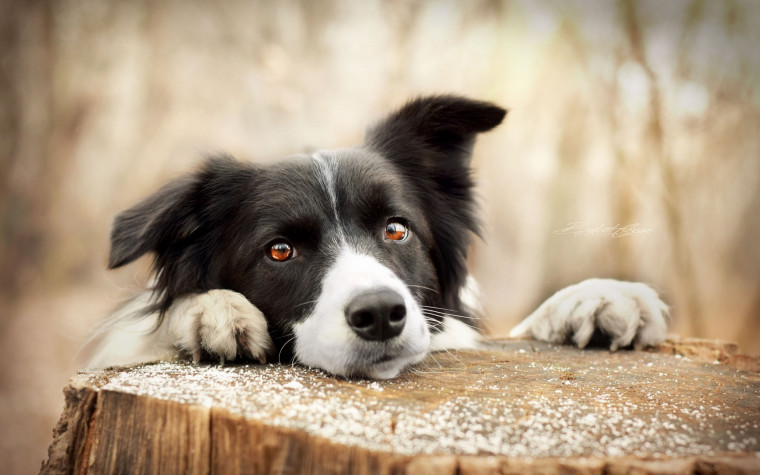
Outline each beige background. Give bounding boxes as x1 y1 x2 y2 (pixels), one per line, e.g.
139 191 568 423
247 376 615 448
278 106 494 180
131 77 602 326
1 1 759 472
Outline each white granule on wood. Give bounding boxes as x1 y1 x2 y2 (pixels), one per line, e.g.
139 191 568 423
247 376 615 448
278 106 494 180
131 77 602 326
89 343 760 458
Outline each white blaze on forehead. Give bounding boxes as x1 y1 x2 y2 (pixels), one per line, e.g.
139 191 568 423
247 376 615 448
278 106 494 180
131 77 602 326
311 152 344 242
293 247 430 379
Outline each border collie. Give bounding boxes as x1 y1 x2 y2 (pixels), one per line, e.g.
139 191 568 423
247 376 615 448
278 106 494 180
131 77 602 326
87 95 669 379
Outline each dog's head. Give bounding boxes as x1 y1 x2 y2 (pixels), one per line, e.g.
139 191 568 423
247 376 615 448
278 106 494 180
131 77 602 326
109 96 505 378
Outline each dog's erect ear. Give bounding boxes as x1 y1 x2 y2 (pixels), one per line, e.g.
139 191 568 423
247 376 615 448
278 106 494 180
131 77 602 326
364 95 506 170
365 96 506 312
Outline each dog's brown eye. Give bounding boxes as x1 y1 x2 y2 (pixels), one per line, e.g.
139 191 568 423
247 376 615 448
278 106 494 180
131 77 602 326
385 220 409 241
268 241 294 261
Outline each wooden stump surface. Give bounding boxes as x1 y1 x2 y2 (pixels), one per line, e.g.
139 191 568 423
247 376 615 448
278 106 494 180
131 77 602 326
42 338 760 474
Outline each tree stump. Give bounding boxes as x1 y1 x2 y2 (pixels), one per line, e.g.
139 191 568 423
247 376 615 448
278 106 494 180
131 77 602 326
42 339 760 474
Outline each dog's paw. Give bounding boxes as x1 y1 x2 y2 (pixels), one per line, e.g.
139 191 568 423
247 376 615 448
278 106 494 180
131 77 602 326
164 289 273 364
509 278 669 350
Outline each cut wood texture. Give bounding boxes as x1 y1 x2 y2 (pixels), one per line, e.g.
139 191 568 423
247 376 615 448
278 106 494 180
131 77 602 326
42 338 760 474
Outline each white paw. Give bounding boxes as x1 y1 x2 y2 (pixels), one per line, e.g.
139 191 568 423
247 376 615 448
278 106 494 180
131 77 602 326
163 289 273 363
509 278 669 350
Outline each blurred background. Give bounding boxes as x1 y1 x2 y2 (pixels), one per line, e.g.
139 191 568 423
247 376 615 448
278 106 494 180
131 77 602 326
1 0 759 472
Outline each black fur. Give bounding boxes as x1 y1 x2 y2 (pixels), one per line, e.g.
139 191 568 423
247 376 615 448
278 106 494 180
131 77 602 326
109 95 506 357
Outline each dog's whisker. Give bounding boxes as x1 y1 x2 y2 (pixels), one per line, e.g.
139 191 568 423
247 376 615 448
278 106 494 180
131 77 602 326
422 311 480 323
423 316 444 323
426 351 444 369
408 367 443 375
293 300 319 309
421 310 458 319
428 314 482 324
421 308 482 321
420 304 475 315
420 305 465 313
278 334 298 364
434 346 465 364
407 284 439 295
422 309 459 317
424 315 444 323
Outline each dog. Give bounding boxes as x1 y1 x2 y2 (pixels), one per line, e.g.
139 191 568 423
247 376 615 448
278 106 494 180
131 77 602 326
86 95 669 379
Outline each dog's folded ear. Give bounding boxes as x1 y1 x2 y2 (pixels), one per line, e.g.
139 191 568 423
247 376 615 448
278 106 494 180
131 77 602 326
108 156 256 312
108 175 199 269
365 95 506 169
108 155 255 311
108 155 254 269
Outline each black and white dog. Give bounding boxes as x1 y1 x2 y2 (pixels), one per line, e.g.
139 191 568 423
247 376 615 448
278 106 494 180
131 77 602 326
87 96 669 379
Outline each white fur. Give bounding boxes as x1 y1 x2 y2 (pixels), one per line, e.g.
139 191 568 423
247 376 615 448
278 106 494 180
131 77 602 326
430 317 483 351
458 274 484 317
85 292 175 368
86 289 272 367
425 275 484 352
509 278 669 350
293 248 430 379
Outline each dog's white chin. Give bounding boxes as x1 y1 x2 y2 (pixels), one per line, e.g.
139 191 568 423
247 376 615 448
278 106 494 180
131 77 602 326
293 320 431 379
296 342 429 380
362 351 428 379
292 248 431 379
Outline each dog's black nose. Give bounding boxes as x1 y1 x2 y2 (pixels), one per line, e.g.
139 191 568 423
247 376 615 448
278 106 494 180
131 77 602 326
345 289 407 341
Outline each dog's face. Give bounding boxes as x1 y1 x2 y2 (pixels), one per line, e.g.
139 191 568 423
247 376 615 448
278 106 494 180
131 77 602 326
108 96 505 378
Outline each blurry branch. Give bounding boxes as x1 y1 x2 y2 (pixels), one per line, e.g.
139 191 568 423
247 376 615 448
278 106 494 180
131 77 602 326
619 0 704 336
676 0 704 78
